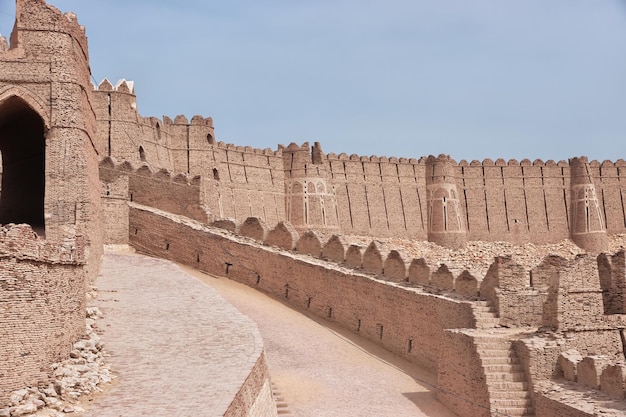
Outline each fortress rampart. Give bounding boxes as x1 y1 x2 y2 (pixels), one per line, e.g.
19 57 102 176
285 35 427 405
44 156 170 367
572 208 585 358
2 1 626 416
127 202 626 417
92 81 626 251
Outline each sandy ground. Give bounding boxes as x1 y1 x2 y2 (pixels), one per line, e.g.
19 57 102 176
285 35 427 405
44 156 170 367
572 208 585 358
182 265 457 417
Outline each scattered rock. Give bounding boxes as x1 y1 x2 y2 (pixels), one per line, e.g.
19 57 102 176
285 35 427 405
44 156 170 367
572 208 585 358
3 302 112 417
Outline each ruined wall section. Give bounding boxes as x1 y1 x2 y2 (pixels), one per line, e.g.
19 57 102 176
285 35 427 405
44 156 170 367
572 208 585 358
326 152 428 239
0 224 85 407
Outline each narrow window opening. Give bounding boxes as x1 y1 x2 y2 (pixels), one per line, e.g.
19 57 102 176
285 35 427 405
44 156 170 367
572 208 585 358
165 242 170 251
256 274 261 285
139 146 146 162
134 228 138 235
408 339 413 353
213 168 220 181
207 133 215 144
356 319 361 332
307 297 311 309
225 262 232 274
196 253 200 263
130 193 134 202
327 307 333 318
377 324 384 339
285 287 289 299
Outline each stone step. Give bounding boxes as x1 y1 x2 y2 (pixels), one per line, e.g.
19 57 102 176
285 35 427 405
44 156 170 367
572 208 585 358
481 357 520 365
483 363 523 373
488 381 529 391
474 314 499 320
492 406 534 416
478 349 516 358
474 300 492 307
491 398 533 408
485 371 526 382
475 319 500 325
473 336 510 343
475 342 513 350
472 305 496 312
489 390 531 399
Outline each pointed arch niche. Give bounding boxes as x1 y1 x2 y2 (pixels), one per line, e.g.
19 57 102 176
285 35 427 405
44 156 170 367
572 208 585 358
0 96 46 233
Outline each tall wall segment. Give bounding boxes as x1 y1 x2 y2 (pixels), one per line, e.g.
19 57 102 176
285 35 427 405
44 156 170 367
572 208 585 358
0 0 103 406
95 84 626 250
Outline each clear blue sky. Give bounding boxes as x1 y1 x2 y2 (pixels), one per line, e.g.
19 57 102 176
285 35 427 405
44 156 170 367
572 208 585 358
1 1 625 162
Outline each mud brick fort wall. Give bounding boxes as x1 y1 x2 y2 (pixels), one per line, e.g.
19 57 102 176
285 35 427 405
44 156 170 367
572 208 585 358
3 1 626 416
0 0 104 406
94 77 626 250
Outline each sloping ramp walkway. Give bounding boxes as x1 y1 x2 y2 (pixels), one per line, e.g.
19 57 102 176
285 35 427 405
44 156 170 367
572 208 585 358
182 266 458 417
81 253 269 417
82 252 456 417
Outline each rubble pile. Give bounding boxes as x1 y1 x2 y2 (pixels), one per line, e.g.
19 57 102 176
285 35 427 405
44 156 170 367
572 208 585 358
0 307 113 417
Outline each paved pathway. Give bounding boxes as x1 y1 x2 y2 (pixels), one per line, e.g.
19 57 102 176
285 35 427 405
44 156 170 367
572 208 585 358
183 266 457 417
81 253 264 417
82 252 456 417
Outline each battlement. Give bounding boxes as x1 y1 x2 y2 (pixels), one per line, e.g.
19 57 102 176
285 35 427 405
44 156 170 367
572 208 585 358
99 156 201 186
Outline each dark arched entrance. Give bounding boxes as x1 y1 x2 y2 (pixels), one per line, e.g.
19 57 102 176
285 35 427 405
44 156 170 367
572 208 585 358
0 96 45 231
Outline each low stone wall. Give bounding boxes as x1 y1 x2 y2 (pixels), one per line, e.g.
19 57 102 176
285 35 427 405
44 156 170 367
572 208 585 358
224 352 276 417
0 225 86 407
128 203 475 374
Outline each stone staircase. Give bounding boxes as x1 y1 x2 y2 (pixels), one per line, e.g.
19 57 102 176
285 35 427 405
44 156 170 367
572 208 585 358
272 382 293 416
474 334 535 417
472 300 501 329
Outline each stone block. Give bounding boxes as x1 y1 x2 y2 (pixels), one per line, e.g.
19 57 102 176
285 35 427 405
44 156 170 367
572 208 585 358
558 349 583 382
322 235 347 263
383 250 407 282
455 270 478 298
362 241 384 275
577 355 610 389
239 217 268 243
345 245 363 269
296 230 323 257
408 258 431 285
265 221 299 251
431 264 454 291
211 218 240 234
600 363 626 399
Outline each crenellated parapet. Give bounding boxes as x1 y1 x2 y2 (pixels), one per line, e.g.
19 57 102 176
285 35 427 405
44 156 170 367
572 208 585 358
99 157 210 243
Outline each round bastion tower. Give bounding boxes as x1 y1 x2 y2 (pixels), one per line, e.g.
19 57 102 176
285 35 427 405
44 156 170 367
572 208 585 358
425 155 467 249
283 142 339 234
569 156 608 252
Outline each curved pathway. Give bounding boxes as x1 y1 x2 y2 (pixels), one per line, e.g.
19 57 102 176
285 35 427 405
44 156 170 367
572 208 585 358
183 266 457 417
81 253 265 417
81 252 456 417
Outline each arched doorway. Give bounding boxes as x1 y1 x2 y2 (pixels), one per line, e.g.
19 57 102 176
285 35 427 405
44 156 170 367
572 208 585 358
0 96 46 231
